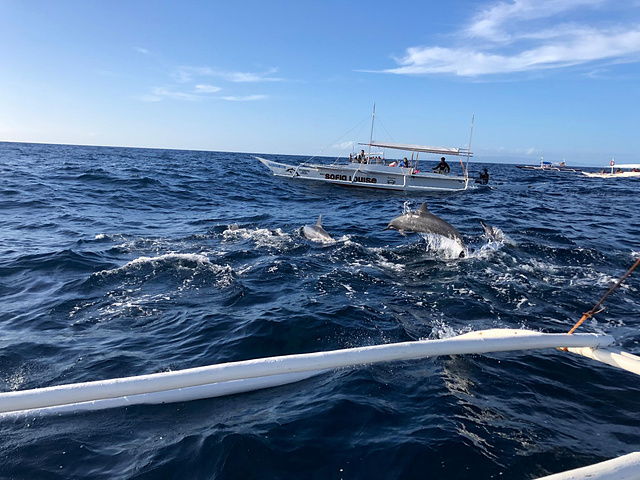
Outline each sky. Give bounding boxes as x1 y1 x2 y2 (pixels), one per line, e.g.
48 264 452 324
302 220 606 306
1 0 639 166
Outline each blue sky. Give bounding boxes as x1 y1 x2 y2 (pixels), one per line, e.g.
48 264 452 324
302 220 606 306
1 0 639 165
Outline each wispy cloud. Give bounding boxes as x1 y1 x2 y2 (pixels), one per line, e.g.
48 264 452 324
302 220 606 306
141 85 221 102
134 47 150 55
140 64 277 102
378 0 640 77
194 84 222 93
148 87 202 101
221 95 268 101
334 141 355 150
140 88 267 103
173 67 283 83
466 0 607 42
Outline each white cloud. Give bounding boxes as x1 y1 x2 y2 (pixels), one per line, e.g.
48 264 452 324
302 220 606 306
221 95 268 101
134 47 150 55
334 141 355 150
139 94 162 102
195 84 222 93
467 0 607 42
378 0 640 77
144 65 277 102
150 87 201 101
174 67 283 83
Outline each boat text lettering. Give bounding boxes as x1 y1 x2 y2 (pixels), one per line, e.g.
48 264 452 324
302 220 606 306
325 174 377 184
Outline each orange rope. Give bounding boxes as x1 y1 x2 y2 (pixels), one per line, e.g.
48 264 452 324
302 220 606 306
568 257 640 334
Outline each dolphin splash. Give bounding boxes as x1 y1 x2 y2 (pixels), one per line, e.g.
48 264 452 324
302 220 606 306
302 215 334 243
384 203 466 256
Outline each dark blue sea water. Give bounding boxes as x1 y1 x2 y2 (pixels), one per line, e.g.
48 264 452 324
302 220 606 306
1 141 639 479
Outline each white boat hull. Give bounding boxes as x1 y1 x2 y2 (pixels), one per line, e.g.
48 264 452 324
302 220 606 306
256 157 469 193
582 171 640 178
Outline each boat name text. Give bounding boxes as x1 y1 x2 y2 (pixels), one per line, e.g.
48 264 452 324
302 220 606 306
325 174 377 183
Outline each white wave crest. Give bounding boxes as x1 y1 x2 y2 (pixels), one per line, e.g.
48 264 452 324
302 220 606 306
97 253 214 276
222 226 293 248
94 253 236 288
420 234 467 259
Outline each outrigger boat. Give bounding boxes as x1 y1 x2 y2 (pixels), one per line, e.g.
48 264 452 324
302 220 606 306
256 109 474 193
582 158 640 178
516 157 580 172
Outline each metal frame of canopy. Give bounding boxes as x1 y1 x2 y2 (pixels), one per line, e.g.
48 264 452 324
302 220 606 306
360 113 474 177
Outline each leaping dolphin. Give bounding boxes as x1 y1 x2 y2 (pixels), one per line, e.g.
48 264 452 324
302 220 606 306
303 215 334 243
384 203 466 255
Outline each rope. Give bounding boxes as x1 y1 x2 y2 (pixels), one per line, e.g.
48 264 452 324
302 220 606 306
568 257 640 334
308 114 372 166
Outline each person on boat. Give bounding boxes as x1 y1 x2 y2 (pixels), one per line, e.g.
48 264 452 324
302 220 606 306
433 157 450 174
349 153 353 163
475 168 489 184
356 149 366 163
601 168 607 173
388 161 397 167
402 158 409 168
616 168 623 173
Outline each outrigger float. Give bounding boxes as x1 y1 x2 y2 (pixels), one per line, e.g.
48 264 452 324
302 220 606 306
1 329 640 478
3 265 640 479
256 108 474 193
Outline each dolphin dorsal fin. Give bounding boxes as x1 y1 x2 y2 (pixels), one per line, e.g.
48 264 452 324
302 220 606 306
316 215 322 226
418 203 429 214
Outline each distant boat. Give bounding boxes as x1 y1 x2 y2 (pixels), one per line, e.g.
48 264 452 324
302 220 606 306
516 156 579 172
582 158 640 178
256 107 475 193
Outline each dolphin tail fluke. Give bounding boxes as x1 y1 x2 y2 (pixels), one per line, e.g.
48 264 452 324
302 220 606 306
316 215 322 227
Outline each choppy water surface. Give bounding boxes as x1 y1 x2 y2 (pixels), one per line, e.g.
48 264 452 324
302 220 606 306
1 142 639 479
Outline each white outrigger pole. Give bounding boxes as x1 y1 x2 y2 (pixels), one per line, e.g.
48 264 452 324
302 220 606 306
2 330 640 478
0 329 625 417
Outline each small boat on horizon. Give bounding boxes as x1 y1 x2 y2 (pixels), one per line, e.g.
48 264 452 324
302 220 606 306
516 156 580 172
256 107 475 193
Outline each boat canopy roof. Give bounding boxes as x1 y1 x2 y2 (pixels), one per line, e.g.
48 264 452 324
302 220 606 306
610 164 640 169
361 141 472 157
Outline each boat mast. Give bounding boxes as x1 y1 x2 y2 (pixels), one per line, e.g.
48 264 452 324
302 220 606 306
368 103 375 162
465 114 474 176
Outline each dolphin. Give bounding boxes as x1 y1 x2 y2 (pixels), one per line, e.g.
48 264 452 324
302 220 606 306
480 221 500 240
480 220 514 245
303 215 334 243
384 203 466 255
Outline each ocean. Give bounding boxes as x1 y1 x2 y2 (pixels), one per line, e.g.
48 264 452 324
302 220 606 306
1 141 639 479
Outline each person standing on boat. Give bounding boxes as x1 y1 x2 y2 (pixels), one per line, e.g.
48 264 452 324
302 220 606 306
433 157 450 174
